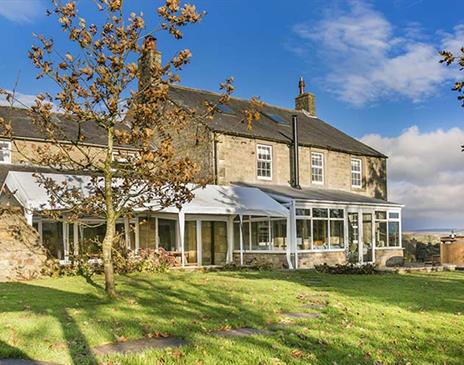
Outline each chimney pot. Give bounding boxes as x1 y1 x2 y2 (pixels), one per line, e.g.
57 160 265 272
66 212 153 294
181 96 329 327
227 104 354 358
298 76 305 95
139 35 162 93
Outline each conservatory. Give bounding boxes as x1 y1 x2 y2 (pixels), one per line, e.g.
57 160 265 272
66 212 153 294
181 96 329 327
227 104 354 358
2 171 292 267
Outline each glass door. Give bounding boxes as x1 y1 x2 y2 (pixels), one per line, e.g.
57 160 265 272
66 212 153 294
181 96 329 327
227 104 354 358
348 212 360 263
362 213 374 263
201 221 227 266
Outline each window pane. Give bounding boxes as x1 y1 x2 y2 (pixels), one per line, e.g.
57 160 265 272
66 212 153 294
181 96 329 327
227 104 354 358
251 221 269 250
363 213 373 262
81 223 106 255
376 221 387 247
158 219 176 251
313 220 328 249
330 209 344 219
139 217 157 249
388 222 400 247
296 208 311 216
351 159 361 171
389 212 400 219
184 221 197 264
234 220 250 251
272 219 287 250
375 211 387 220
296 219 311 250
330 220 344 248
313 208 328 218
42 222 63 259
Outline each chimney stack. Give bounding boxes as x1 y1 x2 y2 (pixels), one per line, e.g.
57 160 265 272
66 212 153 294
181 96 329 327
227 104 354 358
291 114 301 189
138 35 162 92
295 77 316 116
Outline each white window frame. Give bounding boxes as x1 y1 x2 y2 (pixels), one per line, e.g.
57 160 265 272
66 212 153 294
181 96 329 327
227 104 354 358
375 210 402 249
0 140 12 164
256 144 272 180
311 152 324 184
112 149 137 164
351 158 362 188
297 206 346 252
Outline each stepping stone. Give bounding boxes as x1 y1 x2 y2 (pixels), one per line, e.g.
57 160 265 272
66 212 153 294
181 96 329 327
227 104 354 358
282 312 322 319
92 337 186 356
214 327 272 337
0 361 58 365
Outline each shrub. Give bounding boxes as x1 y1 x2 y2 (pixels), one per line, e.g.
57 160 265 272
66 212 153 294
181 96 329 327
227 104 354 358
315 263 378 275
42 244 178 279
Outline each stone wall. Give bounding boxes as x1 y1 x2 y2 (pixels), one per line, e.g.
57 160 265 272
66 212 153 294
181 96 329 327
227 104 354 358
11 139 106 165
375 248 404 267
215 134 387 200
298 251 346 268
233 252 289 269
233 251 347 269
0 208 47 282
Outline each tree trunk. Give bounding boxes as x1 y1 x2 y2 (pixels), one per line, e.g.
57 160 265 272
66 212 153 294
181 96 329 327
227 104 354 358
103 126 117 297
102 219 116 297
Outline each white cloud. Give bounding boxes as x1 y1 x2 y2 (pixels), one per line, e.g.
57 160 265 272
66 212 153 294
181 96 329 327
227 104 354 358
292 0 460 107
0 0 44 23
0 90 38 108
361 126 464 230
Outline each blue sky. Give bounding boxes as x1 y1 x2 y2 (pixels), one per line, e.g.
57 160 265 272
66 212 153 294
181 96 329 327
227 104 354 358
0 0 464 230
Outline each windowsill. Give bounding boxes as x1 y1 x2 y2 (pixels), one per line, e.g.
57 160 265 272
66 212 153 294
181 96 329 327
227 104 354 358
376 246 403 250
311 181 324 185
257 176 272 181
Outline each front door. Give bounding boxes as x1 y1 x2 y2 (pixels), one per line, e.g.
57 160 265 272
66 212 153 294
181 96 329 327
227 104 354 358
201 221 227 266
362 213 374 263
348 212 360 263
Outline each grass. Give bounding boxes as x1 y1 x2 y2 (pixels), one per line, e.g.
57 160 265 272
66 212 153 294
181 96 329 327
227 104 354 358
0 270 463 365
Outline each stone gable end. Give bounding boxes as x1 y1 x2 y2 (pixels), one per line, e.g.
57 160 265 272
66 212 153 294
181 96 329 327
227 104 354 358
0 208 47 282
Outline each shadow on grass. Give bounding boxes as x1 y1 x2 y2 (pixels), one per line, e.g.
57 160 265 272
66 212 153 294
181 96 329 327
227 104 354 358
0 282 102 365
1 270 463 365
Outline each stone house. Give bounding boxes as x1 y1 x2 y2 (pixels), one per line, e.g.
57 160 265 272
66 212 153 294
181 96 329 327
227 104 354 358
0 39 403 277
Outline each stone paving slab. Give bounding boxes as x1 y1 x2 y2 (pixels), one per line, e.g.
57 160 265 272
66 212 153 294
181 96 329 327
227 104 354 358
282 312 322 319
92 337 187 356
214 328 272 337
0 360 58 365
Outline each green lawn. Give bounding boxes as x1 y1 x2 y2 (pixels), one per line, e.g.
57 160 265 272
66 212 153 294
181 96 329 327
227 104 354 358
0 270 463 365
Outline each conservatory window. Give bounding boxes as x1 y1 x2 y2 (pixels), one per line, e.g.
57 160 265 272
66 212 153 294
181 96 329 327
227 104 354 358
375 211 401 248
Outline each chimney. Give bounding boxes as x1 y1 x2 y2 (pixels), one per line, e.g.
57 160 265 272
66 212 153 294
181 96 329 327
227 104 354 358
291 114 301 189
138 35 162 92
295 77 316 116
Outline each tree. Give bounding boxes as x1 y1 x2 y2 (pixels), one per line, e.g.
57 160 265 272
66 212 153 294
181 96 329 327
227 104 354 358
440 48 464 151
0 0 239 297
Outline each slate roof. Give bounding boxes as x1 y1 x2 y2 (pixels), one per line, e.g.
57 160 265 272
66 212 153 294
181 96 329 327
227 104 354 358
1 85 386 158
0 106 113 146
169 85 386 158
235 182 401 206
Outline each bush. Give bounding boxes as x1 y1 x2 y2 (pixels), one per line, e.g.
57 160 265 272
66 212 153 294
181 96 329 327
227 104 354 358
315 263 378 275
42 244 178 279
